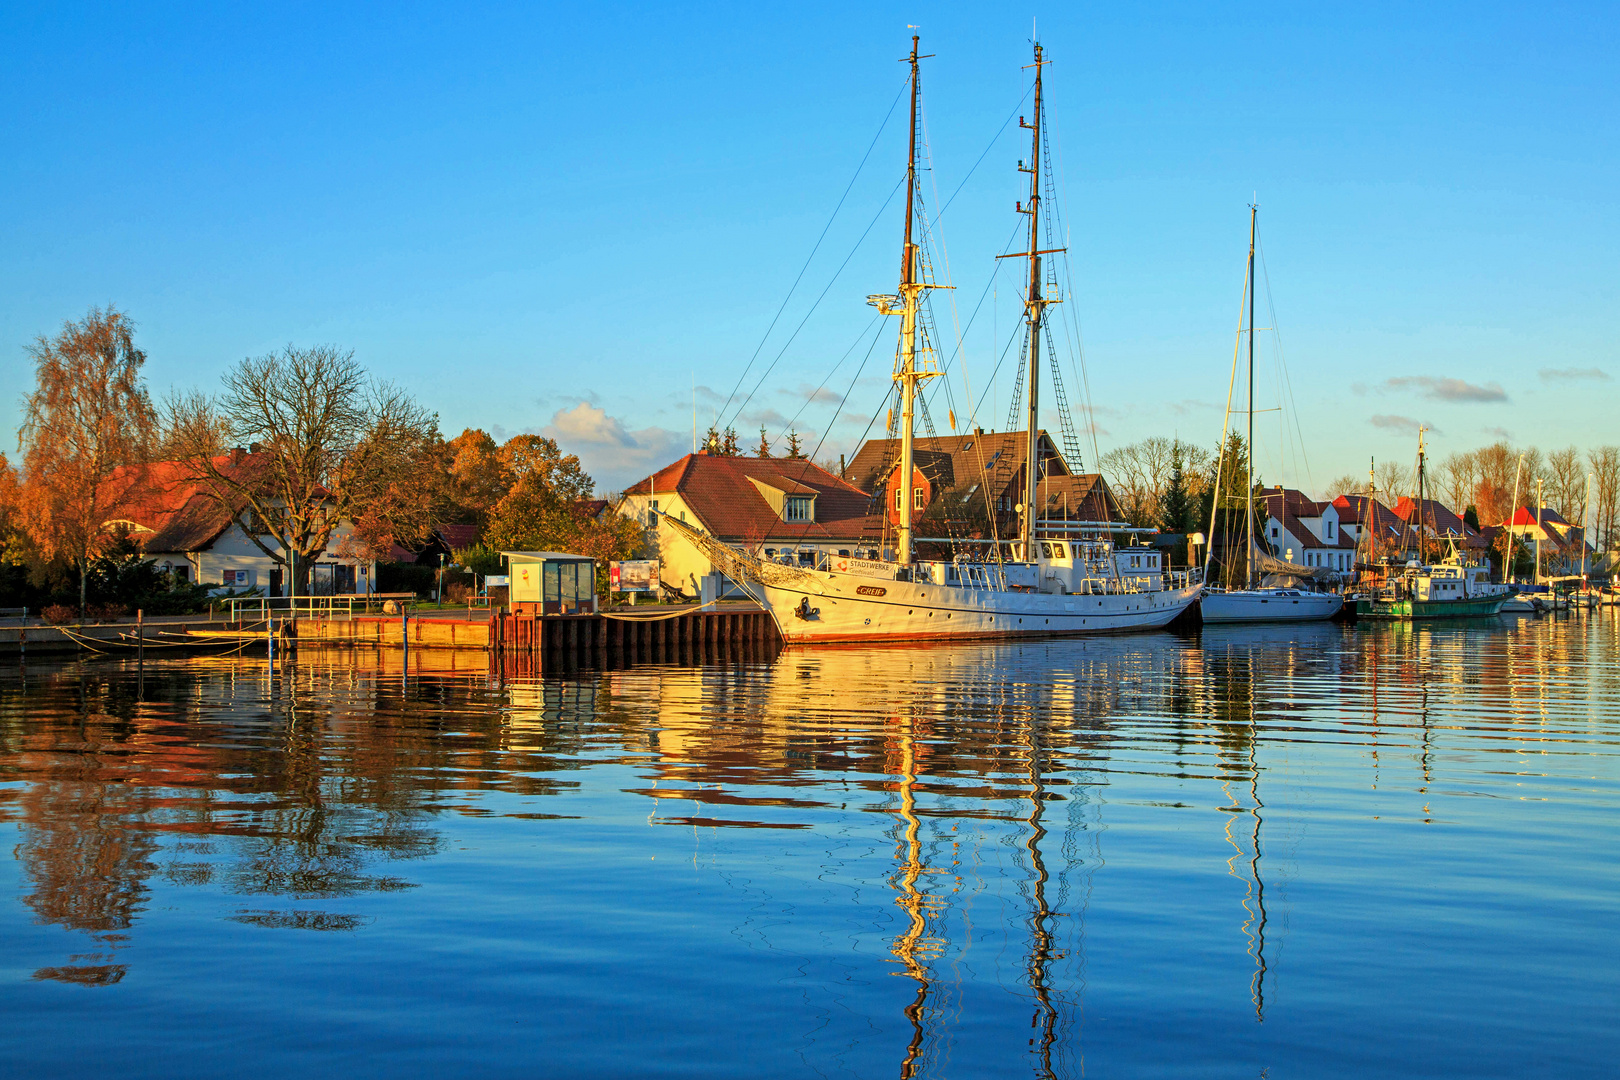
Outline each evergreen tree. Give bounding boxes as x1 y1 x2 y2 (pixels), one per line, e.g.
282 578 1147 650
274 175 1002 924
756 427 771 457
702 425 721 454
720 427 741 456
1463 504 1480 530
1159 443 1192 534
786 429 805 459
1158 443 1193 568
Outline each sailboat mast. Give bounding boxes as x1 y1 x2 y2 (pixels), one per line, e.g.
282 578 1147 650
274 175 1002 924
1019 42 1048 556
1245 204 1257 589
1417 426 1428 561
895 35 923 567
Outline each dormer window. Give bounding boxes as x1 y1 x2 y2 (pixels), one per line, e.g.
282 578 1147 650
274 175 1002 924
1326 520 1334 539
785 496 813 522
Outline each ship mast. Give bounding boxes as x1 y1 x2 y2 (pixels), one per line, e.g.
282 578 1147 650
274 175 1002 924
1245 204 1258 590
892 35 931 567
1018 43 1050 557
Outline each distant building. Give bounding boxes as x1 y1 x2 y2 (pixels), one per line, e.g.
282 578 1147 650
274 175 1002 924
1258 487 1359 574
1332 493 1418 561
1393 496 1491 556
1500 506 1591 576
617 454 880 596
103 452 375 596
842 428 1125 531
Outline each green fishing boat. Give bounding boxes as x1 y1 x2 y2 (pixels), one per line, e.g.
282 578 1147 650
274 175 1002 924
1351 430 1515 620
1354 557 1515 620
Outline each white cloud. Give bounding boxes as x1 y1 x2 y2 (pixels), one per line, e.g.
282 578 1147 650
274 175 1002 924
537 402 691 493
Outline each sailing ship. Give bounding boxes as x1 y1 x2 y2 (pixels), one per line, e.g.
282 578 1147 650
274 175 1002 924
1199 205 1343 624
1353 430 1514 619
664 37 1202 644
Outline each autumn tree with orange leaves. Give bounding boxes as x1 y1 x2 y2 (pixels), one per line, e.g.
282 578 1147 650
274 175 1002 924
17 307 157 615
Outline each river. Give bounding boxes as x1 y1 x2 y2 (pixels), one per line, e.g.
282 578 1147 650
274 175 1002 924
1 614 1616 1077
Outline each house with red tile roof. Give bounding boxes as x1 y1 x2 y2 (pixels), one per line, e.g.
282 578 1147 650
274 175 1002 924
100 450 375 596
842 428 1124 530
1256 487 1359 575
1332 493 1419 562
618 454 883 596
1500 506 1591 575
1393 496 1491 556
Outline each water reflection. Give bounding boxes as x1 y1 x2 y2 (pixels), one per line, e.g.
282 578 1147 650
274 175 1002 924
0 611 1615 1078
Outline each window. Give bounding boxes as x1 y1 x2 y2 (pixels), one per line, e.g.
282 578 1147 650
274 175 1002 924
785 496 812 522
895 489 903 511
1327 520 1335 539
1051 543 1066 558
838 549 850 557
679 511 686 522
764 548 777 557
914 487 925 510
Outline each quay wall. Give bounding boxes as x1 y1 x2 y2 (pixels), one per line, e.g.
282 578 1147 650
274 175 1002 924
0 606 783 670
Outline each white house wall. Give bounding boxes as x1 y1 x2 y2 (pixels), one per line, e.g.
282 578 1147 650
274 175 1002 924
147 520 376 596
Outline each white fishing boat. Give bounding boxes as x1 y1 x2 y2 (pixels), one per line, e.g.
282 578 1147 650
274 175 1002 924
1200 205 1342 624
664 37 1201 645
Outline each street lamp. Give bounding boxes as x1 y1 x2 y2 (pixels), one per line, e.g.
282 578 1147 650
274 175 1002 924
436 552 446 605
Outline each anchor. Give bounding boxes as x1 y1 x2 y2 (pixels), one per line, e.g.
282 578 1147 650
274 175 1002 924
793 597 821 621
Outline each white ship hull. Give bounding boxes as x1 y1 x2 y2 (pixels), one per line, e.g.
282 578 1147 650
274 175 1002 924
1200 588 1344 624
757 571 1202 644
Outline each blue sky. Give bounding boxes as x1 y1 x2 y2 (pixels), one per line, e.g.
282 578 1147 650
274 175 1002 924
2 2 1615 493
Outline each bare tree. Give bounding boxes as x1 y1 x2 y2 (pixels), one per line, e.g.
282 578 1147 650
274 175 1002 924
1590 446 1620 555
17 307 158 614
1439 451 1479 514
1100 437 1177 526
1374 459 1411 506
1545 446 1585 522
166 345 439 595
1320 475 1364 501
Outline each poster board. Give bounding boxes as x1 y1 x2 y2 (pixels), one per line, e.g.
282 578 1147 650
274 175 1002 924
610 560 660 593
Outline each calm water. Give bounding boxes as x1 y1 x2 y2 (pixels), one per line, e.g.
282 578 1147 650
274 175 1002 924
1 615 1617 1078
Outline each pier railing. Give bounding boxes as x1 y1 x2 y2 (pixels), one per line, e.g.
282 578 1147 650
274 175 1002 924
225 593 421 622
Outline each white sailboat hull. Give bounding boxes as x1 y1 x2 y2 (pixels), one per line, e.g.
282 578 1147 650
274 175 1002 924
1200 589 1344 623
756 571 1202 644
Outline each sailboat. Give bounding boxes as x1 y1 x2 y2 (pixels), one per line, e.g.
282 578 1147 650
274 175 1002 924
1200 205 1343 624
664 37 1202 644
1353 429 1514 619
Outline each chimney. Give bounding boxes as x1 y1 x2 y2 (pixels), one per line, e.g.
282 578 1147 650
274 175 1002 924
973 426 984 436
229 446 245 465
